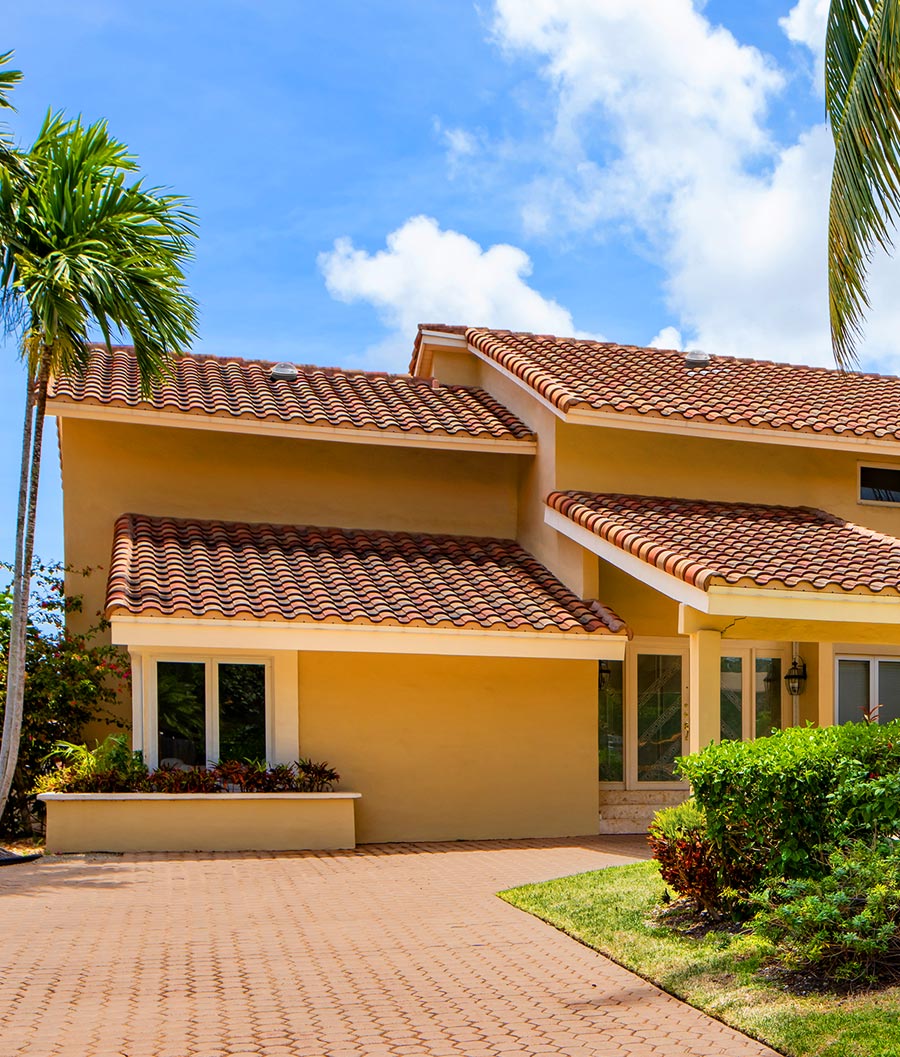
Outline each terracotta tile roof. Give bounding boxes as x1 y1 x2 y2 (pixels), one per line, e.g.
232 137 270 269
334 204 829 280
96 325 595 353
547 491 900 595
49 346 534 444
108 513 626 634
418 326 900 443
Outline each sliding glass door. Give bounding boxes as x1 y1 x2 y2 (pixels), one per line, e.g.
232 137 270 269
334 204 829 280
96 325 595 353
626 648 688 786
719 648 788 742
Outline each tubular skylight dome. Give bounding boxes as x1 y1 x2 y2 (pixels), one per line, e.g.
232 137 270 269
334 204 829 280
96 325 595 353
683 349 710 368
269 362 299 382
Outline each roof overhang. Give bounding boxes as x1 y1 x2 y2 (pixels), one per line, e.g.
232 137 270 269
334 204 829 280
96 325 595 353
462 340 900 457
111 614 627 660
545 503 900 625
48 399 537 456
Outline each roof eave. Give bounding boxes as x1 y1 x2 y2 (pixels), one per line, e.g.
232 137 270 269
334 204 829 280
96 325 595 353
545 502 900 624
110 612 628 660
47 398 537 455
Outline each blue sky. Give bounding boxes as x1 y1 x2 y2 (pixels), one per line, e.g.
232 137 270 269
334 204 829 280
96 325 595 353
1 0 895 563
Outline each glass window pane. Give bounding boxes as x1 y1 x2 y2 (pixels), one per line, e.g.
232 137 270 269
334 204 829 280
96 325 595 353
598 660 624 782
755 657 782 738
838 660 870 725
158 661 206 767
636 654 682 782
218 663 267 763
860 466 900 503
720 657 743 741
877 662 900 725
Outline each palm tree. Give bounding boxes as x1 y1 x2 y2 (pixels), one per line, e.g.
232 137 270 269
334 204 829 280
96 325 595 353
826 0 900 367
0 110 198 826
0 51 23 181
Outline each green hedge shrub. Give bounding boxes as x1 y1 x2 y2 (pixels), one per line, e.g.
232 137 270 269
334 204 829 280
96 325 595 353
752 842 900 988
647 800 722 913
677 722 900 889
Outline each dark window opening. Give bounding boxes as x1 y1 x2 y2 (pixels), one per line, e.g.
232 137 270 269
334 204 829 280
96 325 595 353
860 466 900 504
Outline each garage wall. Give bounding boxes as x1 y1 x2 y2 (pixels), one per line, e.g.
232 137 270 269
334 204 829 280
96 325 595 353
297 651 599 843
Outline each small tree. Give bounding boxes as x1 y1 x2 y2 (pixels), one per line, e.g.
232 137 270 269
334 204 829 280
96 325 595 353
0 564 130 836
0 65 198 826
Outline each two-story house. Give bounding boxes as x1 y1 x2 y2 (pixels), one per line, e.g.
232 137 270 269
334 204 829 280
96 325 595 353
46 325 900 842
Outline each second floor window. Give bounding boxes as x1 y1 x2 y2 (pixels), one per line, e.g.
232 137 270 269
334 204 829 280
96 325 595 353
860 465 900 504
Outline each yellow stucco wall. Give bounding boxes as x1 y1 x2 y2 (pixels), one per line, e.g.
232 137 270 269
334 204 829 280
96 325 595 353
297 651 599 843
59 416 520 619
556 422 900 537
40 793 358 853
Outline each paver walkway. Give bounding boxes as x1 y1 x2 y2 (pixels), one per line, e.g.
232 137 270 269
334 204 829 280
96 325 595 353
0 836 778 1057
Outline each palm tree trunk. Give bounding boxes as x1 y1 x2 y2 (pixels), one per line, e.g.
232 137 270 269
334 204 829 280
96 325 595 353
0 350 51 825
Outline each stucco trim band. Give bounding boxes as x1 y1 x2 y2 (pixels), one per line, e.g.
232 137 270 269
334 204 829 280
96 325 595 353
110 614 628 659
48 401 538 455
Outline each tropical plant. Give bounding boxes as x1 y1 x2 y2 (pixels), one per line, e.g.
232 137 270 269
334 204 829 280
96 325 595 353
825 0 900 366
0 100 198 827
35 747 340 795
0 563 130 835
647 800 723 915
0 50 22 177
33 733 149 796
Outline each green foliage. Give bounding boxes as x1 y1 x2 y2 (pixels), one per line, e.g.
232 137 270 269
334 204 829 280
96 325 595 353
677 722 900 890
753 842 900 988
648 799 707 840
825 0 900 366
0 564 130 835
0 109 198 385
36 742 341 795
33 734 147 795
648 800 722 914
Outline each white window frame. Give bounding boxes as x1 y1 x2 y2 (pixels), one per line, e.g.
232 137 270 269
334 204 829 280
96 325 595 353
834 650 900 725
857 461 900 507
143 654 273 769
598 657 626 790
719 643 791 741
626 638 690 791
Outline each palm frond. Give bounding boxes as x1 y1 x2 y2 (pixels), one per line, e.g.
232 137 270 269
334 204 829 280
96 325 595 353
0 49 23 179
0 50 22 111
826 0 900 367
0 113 198 390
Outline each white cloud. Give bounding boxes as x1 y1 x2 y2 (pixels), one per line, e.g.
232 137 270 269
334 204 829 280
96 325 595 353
493 0 782 226
443 127 477 158
489 0 900 370
649 326 683 351
432 119 480 176
318 215 587 367
780 0 829 87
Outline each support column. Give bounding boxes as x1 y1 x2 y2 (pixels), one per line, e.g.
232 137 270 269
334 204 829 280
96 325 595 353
129 650 144 755
271 651 300 764
688 629 722 754
816 642 835 728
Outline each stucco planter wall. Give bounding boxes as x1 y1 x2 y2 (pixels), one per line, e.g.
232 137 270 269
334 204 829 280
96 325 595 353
38 792 361 853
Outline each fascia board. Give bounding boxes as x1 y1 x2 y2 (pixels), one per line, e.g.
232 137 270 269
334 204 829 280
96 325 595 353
704 585 900 623
47 400 536 455
546 504 900 625
544 505 711 610
110 615 628 661
558 406 900 457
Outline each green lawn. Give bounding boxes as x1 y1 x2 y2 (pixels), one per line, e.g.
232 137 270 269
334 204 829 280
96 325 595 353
500 861 900 1057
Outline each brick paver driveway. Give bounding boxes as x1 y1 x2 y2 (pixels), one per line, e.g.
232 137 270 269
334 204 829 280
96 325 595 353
1 836 777 1057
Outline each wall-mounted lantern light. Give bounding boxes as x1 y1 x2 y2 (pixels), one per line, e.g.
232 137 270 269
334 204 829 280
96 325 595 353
599 659 611 691
784 657 808 697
